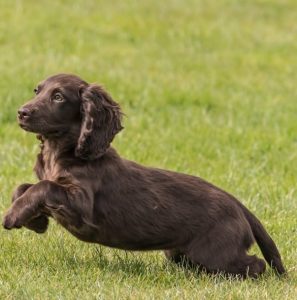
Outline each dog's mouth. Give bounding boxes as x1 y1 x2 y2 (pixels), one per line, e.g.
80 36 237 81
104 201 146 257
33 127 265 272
18 120 32 131
18 120 65 138
18 118 37 133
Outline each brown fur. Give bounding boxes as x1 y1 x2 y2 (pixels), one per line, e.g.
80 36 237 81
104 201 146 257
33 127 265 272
3 74 286 278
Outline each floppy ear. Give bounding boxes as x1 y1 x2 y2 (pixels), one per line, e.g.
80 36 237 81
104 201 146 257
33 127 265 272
75 84 123 160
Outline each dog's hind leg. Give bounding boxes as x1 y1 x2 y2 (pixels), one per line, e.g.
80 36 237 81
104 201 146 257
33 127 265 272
164 249 187 264
164 249 200 270
183 221 266 278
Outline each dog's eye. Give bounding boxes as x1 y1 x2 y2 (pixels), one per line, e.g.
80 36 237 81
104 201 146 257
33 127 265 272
34 88 38 94
53 93 64 102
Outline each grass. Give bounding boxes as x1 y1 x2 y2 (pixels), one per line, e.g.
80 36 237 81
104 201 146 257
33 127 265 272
0 0 296 298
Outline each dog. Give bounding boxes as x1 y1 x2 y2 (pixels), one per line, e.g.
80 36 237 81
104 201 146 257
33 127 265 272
2 74 286 278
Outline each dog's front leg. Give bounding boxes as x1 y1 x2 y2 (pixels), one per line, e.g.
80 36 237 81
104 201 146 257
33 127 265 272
12 183 34 201
3 180 67 230
10 183 49 233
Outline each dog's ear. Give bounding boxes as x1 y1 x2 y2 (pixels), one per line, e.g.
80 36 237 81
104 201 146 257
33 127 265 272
75 84 123 160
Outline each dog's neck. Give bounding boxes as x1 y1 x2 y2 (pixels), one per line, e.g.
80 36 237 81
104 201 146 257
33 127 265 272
37 132 78 159
37 133 119 162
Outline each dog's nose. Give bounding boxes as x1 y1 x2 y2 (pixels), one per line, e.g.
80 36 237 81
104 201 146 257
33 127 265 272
18 107 32 119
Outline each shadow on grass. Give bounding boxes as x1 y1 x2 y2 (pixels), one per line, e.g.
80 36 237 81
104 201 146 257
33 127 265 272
52 245 278 286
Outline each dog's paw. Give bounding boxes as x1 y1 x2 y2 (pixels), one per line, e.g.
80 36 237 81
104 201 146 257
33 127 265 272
25 215 49 233
2 212 22 230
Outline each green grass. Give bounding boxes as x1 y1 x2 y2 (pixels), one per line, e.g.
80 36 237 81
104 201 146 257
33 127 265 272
0 0 296 298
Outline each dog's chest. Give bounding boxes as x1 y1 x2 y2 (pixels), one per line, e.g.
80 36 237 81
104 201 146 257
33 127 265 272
42 149 62 181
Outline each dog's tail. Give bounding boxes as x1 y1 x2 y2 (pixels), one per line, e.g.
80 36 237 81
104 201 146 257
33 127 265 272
239 203 286 275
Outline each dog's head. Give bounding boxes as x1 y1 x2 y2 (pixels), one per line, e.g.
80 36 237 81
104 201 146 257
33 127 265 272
18 74 123 159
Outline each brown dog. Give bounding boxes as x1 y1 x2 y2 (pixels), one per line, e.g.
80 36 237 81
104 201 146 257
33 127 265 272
3 74 286 278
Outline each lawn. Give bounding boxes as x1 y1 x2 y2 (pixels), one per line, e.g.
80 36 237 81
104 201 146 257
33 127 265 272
0 0 296 299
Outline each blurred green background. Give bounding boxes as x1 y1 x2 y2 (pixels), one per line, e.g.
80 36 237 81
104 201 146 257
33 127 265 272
0 0 296 299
